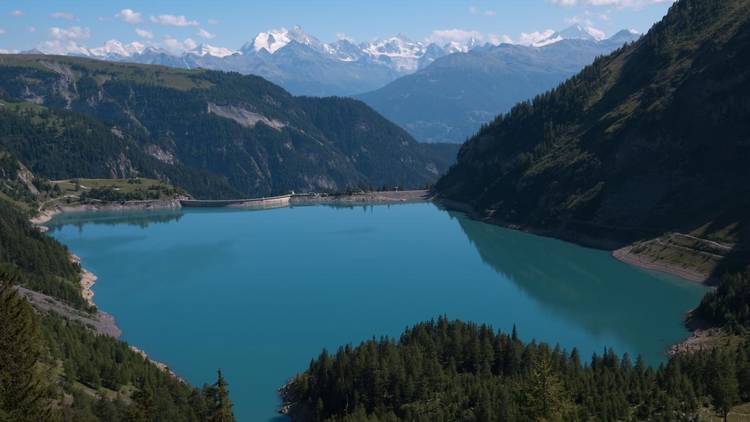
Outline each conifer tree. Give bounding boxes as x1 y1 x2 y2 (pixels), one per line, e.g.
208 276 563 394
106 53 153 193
709 352 740 422
209 369 236 422
0 271 54 421
520 355 569 422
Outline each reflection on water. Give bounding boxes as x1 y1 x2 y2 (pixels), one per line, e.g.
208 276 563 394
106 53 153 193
46 208 184 232
451 210 707 354
46 203 707 421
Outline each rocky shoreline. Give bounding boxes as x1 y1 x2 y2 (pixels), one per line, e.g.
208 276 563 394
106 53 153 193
30 199 184 379
612 245 711 284
435 197 716 284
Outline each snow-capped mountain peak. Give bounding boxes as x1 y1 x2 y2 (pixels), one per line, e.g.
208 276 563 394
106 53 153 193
554 25 606 42
88 40 146 58
188 43 238 58
249 26 321 54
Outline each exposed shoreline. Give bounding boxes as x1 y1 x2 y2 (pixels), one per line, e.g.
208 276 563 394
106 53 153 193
30 192 426 385
31 199 184 379
612 245 711 284
435 197 713 284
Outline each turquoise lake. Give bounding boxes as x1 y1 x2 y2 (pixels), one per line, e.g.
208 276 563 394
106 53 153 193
47 203 707 421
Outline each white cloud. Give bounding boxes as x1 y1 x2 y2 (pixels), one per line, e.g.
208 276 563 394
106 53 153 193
518 29 556 46
10 10 23 17
49 26 90 40
135 28 154 39
197 28 215 39
0 48 19 54
116 9 142 24
468 5 479 14
550 0 674 7
162 37 198 54
28 26 36 33
0 29 5 35
207 19 220 25
150 14 199 27
37 40 90 55
51 12 76 20
484 10 496 16
427 29 484 45
488 33 514 45
184 38 197 50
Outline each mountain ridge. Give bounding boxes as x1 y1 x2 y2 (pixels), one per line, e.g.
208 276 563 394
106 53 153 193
0 54 456 199
24 25 637 97
435 0 750 278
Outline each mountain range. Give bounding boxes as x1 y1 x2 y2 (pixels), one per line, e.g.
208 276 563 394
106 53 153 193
435 0 750 276
30 25 636 103
0 55 457 199
34 26 483 97
357 28 641 143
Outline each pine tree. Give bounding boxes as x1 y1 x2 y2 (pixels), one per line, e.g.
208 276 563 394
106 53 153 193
520 356 569 422
129 379 155 422
209 369 236 422
709 352 740 422
0 271 55 421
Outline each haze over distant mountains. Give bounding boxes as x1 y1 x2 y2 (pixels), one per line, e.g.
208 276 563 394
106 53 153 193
29 25 486 97
357 27 641 143
26 25 635 98
21 24 640 143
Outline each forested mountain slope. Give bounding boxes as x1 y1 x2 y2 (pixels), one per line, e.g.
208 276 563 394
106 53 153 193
0 160 237 421
436 0 750 277
0 55 456 198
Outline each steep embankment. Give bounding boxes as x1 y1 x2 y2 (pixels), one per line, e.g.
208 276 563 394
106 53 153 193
436 0 750 281
0 55 456 199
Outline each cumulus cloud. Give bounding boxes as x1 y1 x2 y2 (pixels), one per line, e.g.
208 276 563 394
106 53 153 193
135 28 154 39
162 37 198 54
49 26 90 40
10 10 23 17
427 29 484 45
550 0 674 7
197 28 215 39
116 9 142 24
488 33 514 45
51 12 76 20
37 40 90 55
150 14 199 27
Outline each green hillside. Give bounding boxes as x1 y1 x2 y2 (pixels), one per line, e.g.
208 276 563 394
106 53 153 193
436 0 750 279
0 55 456 199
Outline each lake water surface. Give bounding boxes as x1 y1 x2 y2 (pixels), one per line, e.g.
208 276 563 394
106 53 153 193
47 203 707 421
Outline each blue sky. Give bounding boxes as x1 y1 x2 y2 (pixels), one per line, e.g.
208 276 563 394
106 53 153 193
0 0 676 53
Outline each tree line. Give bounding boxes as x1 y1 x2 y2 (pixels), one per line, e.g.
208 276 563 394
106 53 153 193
287 310 749 421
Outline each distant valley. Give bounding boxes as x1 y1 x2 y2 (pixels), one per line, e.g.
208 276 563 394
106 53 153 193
357 28 641 143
